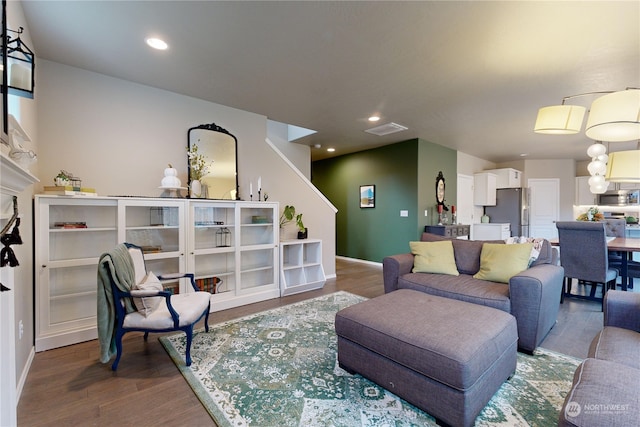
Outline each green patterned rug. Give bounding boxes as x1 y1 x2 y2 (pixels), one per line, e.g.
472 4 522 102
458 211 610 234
159 291 580 426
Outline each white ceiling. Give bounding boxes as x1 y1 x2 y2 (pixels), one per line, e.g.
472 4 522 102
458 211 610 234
20 1 640 162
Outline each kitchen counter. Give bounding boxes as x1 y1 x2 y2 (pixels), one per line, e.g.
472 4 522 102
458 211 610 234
471 223 510 240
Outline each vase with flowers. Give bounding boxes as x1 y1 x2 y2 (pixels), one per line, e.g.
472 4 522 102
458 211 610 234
577 206 604 222
187 144 212 198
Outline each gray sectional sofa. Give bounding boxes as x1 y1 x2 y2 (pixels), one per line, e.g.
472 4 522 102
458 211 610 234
558 290 640 426
383 232 565 353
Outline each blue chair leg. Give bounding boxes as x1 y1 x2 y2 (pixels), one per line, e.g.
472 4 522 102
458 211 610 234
184 327 193 366
204 307 210 333
112 329 125 371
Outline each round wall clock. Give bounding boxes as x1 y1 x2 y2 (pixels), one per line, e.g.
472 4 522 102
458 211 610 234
436 171 446 205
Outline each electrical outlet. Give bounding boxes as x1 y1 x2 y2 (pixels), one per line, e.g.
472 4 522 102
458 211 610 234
19 320 23 340
400 210 409 217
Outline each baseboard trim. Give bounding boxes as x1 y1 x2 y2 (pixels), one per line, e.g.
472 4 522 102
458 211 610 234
336 256 382 268
16 346 34 403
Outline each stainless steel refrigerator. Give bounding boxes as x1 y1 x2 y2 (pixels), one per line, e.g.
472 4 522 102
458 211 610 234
484 188 530 237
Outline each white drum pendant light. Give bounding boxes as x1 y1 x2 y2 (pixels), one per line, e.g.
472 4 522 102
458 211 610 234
585 89 640 142
605 150 640 183
534 105 585 134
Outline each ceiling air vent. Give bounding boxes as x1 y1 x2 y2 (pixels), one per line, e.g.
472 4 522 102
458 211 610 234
364 122 408 136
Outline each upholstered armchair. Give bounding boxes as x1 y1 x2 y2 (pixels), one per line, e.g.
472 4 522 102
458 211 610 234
97 243 211 370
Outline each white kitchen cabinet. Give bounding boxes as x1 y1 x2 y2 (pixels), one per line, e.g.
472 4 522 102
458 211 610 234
484 168 522 188
280 239 325 296
618 182 640 191
471 223 510 240
575 176 597 206
474 172 497 206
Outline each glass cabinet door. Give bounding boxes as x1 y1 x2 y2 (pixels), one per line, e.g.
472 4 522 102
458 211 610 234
118 199 186 293
238 204 277 292
188 202 236 296
36 196 118 351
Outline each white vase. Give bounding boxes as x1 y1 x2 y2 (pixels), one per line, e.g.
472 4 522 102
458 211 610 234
190 179 202 198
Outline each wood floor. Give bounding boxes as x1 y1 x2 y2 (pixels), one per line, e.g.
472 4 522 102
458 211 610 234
18 258 620 426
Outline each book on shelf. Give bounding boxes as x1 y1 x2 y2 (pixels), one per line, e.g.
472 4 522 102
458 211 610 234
53 221 87 229
140 246 162 254
43 185 97 197
195 276 222 293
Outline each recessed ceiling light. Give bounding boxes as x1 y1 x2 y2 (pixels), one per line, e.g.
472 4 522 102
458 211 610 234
368 115 380 122
327 147 335 152
520 153 529 157
146 37 168 50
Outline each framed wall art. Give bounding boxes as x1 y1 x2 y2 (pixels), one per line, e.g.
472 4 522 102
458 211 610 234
359 184 375 208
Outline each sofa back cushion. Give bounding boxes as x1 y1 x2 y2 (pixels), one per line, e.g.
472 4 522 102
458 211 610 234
420 232 552 274
421 233 487 275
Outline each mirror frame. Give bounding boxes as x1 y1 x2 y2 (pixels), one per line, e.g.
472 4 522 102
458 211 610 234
187 122 239 200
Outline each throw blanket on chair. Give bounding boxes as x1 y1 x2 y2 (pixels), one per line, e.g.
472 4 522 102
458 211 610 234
97 243 136 363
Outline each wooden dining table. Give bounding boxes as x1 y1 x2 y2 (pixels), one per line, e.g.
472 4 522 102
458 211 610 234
550 237 640 291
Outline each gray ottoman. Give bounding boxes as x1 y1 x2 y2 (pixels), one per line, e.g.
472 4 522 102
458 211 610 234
335 289 518 427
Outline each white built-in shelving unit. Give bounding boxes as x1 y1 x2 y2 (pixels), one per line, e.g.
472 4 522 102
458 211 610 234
280 238 325 296
35 195 279 351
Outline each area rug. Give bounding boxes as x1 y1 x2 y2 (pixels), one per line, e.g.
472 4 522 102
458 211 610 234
159 291 580 426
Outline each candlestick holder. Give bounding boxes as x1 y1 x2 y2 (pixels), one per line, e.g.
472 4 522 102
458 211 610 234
258 190 261 202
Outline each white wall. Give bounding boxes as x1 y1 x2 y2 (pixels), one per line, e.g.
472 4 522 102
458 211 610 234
267 120 311 180
456 151 496 176
37 59 335 270
5 0 38 403
457 151 497 223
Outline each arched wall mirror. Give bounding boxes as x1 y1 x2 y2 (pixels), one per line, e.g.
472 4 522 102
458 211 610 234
187 122 239 200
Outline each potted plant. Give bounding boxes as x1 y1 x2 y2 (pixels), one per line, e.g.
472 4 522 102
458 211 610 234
280 205 307 239
54 170 71 186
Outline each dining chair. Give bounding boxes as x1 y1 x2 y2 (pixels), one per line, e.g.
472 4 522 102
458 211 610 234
603 218 639 290
97 243 211 370
556 221 618 308
603 218 626 263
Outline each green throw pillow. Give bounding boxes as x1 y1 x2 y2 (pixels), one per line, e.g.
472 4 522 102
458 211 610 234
473 243 533 283
410 240 459 276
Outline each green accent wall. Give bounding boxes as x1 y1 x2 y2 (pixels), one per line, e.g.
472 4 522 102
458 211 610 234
312 139 457 262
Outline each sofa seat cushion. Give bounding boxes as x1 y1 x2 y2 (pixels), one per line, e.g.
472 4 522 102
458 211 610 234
335 289 517 391
588 326 640 370
559 358 640 427
397 273 511 312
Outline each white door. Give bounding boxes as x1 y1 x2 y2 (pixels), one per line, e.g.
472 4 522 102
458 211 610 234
456 174 475 225
529 178 560 239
